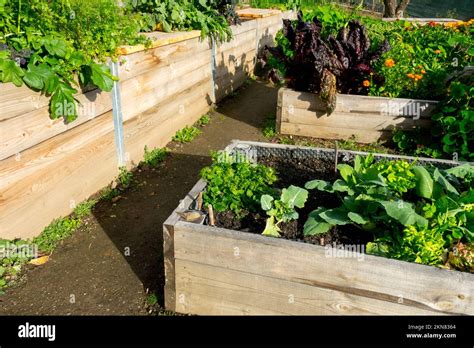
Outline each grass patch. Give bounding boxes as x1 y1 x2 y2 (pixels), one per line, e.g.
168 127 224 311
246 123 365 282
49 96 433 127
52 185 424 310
142 146 167 168
262 113 277 139
172 126 202 143
196 114 211 127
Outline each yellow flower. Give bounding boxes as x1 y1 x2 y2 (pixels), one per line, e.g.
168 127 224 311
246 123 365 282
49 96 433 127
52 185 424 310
362 80 370 87
384 58 396 68
434 49 441 54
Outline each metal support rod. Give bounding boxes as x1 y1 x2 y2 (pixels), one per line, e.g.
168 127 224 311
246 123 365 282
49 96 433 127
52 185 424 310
110 61 126 167
210 38 217 104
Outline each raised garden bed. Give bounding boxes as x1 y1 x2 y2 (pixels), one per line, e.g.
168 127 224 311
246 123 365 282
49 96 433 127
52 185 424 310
163 140 474 315
276 88 438 143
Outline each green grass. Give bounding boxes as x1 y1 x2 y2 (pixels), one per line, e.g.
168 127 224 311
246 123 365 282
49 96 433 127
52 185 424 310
196 114 211 127
262 113 277 139
142 146 167 168
172 126 202 143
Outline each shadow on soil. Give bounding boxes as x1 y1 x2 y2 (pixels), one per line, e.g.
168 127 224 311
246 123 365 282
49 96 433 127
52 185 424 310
91 151 211 306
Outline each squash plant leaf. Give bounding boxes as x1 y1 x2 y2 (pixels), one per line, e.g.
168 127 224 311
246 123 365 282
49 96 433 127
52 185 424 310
281 185 308 209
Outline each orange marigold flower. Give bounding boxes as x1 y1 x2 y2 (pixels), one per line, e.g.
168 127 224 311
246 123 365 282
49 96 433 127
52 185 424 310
362 80 370 87
421 69 426 74
384 58 395 68
434 49 441 54
415 74 423 80
428 21 437 27
407 73 415 79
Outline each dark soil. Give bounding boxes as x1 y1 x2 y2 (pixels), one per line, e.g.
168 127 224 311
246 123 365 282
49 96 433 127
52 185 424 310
212 155 373 249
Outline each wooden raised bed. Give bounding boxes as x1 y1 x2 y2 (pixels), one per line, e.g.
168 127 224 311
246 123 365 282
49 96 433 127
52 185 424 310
276 88 438 144
163 140 474 315
0 10 295 240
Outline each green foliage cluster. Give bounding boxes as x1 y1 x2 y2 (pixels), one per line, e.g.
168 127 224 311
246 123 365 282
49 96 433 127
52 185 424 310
303 155 474 267
394 79 473 161
125 0 235 42
142 146 168 168
172 125 202 143
200 152 277 215
0 0 146 122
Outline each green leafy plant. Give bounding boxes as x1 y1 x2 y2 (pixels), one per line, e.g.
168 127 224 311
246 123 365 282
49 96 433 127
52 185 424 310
142 146 167 167
172 126 202 143
117 166 133 189
0 0 147 121
196 114 211 127
125 0 234 42
260 185 308 237
200 152 277 216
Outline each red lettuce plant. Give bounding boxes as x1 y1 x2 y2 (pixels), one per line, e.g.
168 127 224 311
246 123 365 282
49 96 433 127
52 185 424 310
262 12 390 113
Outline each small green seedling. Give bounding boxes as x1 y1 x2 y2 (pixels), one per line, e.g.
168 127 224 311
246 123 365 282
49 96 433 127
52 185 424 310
261 185 308 237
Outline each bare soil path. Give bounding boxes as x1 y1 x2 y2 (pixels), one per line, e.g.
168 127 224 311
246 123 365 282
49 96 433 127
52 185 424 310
0 81 276 315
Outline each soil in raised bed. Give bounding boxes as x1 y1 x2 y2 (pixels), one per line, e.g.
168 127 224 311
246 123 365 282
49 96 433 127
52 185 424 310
212 155 373 249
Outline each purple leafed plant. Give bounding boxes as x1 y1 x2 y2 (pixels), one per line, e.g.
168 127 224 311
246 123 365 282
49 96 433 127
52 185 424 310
262 12 390 114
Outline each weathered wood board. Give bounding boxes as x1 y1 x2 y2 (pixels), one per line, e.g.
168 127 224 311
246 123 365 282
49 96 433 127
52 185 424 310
277 88 437 143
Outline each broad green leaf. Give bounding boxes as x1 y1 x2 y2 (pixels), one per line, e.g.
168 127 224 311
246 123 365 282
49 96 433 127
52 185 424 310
0 59 24 87
413 166 434 199
319 207 351 225
304 208 332 236
50 83 77 121
380 200 428 227
89 62 116 92
333 179 353 193
305 179 333 192
433 168 459 196
22 64 52 90
262 216 281 238
281 185 308 209
446 164 474 180
337 164 354 182
260 194 274 211
348 212 367 225
44 37 68 58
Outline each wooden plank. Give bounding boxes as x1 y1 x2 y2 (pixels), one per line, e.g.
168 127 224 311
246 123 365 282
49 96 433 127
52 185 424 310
280 122 389 143
117 30 202 55
0 89 112 161
0 112 116 239
163 179 207 312
0 83 50 121
236 8 282 19
173 222 474 315
280 88 437 118
215 48 256 80
118 37 209 82
216 29 256 54
175 260 439 315
123 79 211 165
282 108 431 131
215 69 249 102
229 18 257 36
119 51 212 121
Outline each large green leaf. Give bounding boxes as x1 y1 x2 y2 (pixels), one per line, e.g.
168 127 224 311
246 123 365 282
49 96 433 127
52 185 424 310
23 63 53 90
380 200 428 227
260 194 274 211
348 212 367 225
319 207 351 225
50 83 77 121
0 59 24 87
433 168 459 196
337 164 354 182
44 37 68 58
304 208 332 236
281 185 308 209
89 62 117 92
305 179 333 192
413 166 434 199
